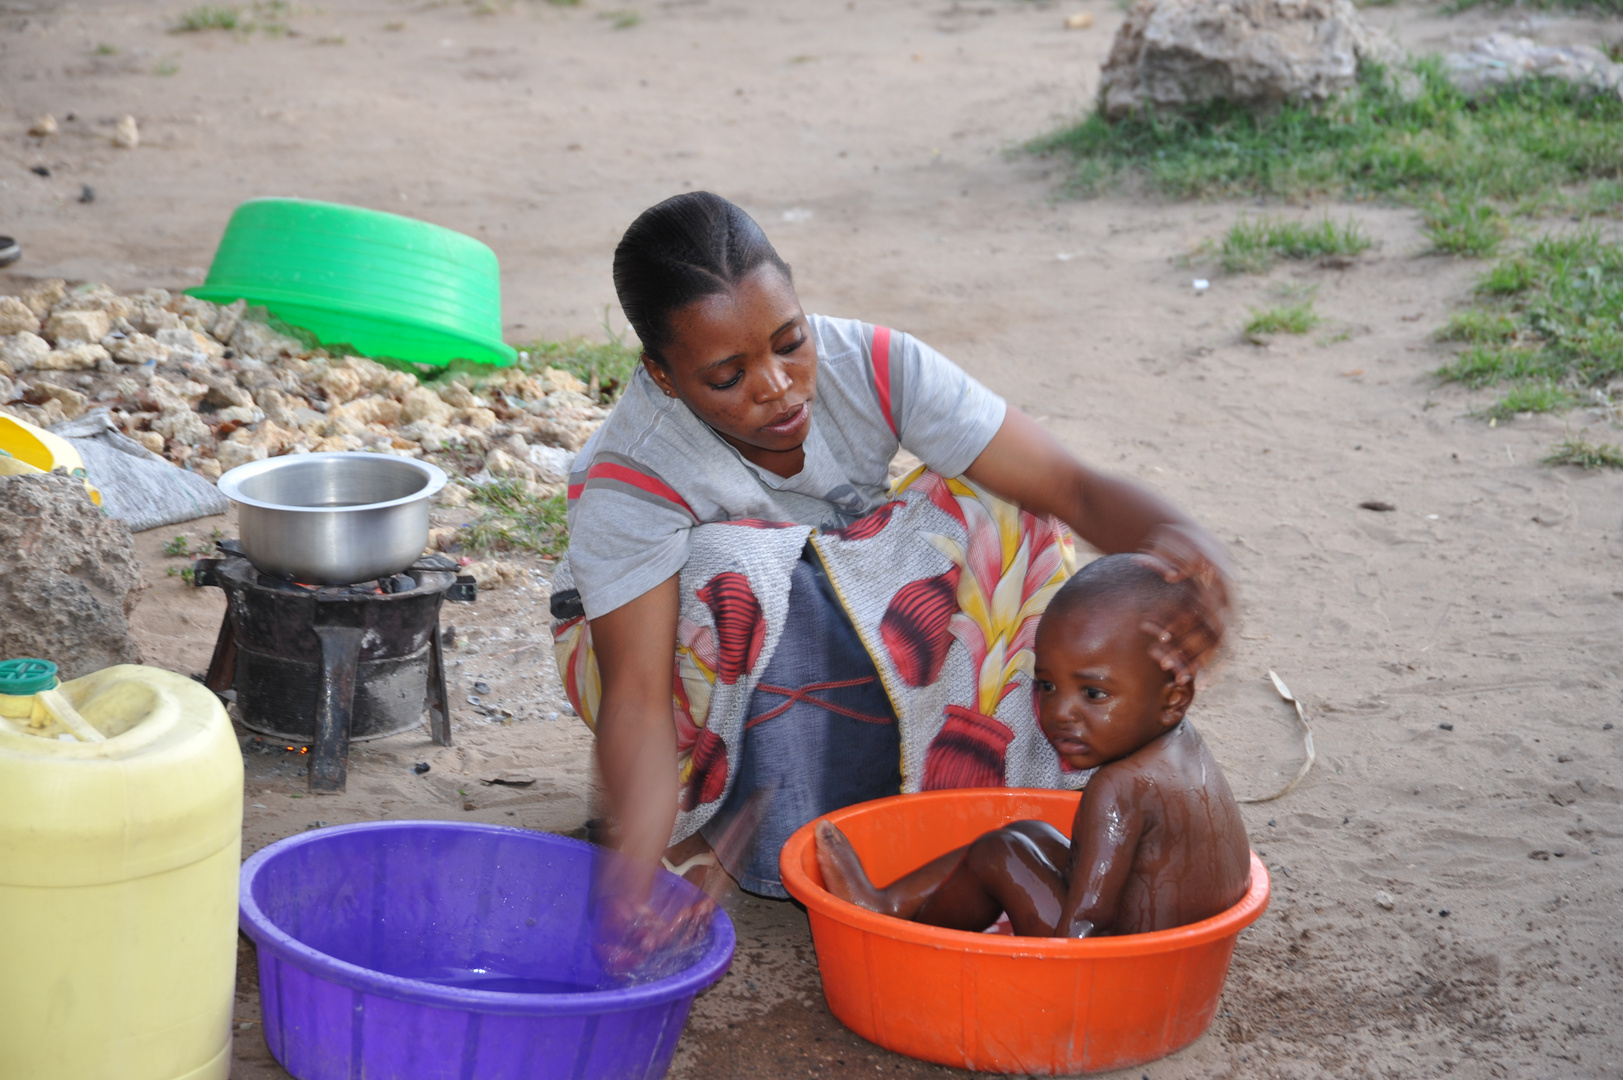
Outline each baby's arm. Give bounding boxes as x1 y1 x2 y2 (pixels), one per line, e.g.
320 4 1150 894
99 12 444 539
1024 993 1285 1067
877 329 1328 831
1056 771 1145 938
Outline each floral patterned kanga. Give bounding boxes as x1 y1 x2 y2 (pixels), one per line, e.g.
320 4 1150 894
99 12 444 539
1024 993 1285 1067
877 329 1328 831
550 468 1082 843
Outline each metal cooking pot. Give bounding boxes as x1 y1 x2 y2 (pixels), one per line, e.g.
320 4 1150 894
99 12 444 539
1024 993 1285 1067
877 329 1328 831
217 453 447 585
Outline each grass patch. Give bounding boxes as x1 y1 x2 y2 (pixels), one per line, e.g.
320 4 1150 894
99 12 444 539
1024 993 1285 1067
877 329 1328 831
1033 63 1623 205
1543 435 1623 468
511 334 642 402
1422 196 1510 257
171 1 290 36
1478 380 1578 418
1220 215 1372 273
172 5 240 31
461 480 569 556
1437 232 1623 416
1245 302 1320 337
600 8 641 27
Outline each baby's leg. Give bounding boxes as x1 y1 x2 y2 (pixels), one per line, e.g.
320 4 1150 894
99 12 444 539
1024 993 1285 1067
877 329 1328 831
915 820 1070 936
816 821 969 920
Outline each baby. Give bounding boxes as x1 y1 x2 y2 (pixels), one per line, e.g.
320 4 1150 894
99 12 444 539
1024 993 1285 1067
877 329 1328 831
816 553 1251 938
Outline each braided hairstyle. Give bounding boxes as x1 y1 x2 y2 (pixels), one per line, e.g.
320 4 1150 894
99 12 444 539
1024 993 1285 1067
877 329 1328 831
612 191 792 365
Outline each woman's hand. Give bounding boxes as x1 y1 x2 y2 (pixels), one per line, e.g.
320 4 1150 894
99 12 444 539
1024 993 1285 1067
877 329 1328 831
591 881 717 979
1137 523 1233 686
965 408 1235 683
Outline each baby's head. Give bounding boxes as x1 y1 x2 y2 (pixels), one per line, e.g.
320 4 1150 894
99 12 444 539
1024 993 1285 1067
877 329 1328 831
1033 554 1196 771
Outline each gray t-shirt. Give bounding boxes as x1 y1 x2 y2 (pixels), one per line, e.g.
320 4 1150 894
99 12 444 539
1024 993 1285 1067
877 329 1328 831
565 315 1006 619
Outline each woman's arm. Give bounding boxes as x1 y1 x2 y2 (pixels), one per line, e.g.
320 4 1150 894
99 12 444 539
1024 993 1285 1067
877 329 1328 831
962 407 1232 683
588 574 682 902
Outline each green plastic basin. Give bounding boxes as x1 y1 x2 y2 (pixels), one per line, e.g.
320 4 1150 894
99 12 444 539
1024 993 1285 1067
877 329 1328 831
188 198 516 368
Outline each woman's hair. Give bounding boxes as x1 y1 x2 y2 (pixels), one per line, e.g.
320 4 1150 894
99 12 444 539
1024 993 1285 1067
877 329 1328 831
612 191 792 364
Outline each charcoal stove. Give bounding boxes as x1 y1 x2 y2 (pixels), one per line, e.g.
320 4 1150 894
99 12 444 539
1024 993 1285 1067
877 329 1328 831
194 540 476 793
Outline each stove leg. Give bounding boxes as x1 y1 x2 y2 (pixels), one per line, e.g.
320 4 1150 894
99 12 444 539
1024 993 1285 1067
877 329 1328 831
203 614 237 695
427 624 453 747
310 625 365 794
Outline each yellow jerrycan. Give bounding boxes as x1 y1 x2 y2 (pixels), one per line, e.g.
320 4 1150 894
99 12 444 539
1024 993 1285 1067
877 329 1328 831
0 659 243 1080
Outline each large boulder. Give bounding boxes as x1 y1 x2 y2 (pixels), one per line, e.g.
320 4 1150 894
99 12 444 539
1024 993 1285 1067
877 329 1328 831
1099 0 1397 120
0 472 143 678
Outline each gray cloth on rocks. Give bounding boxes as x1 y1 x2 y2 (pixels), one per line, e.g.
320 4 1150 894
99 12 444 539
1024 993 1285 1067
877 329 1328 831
50 407 229 531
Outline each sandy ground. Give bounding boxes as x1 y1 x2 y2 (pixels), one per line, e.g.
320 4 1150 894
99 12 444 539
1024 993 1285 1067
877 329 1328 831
7 1 1623 1077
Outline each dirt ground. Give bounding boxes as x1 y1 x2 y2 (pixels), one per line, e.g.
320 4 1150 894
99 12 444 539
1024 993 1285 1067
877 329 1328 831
6 0 1623 1077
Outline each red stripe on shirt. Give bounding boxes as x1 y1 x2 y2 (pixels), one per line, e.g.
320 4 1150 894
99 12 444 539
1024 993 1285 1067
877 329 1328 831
585 461 697 518
872 325 897 436
567 483 584 500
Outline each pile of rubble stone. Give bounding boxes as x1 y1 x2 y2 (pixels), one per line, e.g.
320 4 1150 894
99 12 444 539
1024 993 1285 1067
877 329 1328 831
0 279 605 489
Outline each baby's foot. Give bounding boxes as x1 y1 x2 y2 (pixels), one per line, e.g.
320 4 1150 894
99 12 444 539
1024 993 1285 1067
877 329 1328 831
814 821 885 912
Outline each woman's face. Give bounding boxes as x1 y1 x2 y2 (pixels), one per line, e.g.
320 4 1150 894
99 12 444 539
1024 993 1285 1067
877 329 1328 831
643 264 817 477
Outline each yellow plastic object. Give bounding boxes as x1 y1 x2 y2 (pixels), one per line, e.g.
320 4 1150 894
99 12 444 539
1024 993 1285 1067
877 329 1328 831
0 665 243 1080
0 412 103 505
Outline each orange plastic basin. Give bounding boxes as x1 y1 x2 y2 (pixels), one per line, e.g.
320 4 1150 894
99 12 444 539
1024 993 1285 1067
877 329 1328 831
780 789 1269 1075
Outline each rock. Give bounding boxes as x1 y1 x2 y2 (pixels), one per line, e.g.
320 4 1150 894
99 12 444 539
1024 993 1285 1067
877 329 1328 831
1444 33 1623 99
154 326 223 360
195 372 252 409
340 355 416 398
312 433 366 453
54 284 133 323
1374 890 1395 910
329 394 403 427
533 415 600 452
146 375 208 410
211 405 264 426
130 303 183 336
43 309 113 347
0 332 52 372
399 419 459 452
230 317 307 360
541 366 589 396
150 404 210 446
216 440 269 472
30 383 88 420
135 430 166 454
465 560 525 590
401 385 455 425
1065 12 1095 29
527 443 576 484
28 114 57 137
484 447 536 481
0 297 40 337
459 406 499 431
34 344 111 371
317 365 365 405
20 280 66 320
0 472 143 678
210 299 247 344
103 332 169 365
436 380 480 409
113 115 139 149
1098 0 1398 120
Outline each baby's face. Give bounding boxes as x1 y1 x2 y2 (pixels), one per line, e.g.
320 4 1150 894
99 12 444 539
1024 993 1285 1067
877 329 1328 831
1032 603 1172 771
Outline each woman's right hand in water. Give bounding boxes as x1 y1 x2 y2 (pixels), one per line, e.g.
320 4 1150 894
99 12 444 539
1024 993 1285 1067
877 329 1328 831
591 886 717 978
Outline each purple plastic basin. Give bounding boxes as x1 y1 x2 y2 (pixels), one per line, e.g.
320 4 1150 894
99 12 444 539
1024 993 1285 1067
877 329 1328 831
239 821 735 1080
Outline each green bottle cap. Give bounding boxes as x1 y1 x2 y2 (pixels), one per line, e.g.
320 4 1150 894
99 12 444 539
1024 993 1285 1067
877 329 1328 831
0 658 59 695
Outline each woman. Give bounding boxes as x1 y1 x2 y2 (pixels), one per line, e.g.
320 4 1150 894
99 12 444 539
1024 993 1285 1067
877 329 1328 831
550 192 1231 947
